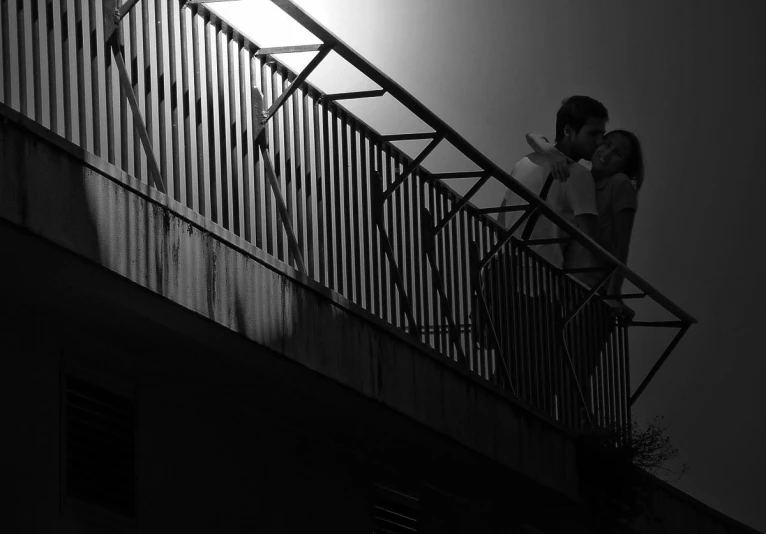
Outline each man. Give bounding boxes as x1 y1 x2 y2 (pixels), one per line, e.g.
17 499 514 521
499 95 608 273
481 96 608 412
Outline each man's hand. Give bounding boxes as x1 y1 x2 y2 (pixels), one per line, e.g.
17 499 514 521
604 299 636 324
549 149 575 181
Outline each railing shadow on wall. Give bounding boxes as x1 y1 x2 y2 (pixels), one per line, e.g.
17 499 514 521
0 0 694 432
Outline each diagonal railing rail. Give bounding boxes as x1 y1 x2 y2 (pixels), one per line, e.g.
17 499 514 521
0 0 695 432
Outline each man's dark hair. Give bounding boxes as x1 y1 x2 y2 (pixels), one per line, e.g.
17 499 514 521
555 96 609 142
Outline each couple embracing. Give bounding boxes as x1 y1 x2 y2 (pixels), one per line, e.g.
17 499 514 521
500 95 643 321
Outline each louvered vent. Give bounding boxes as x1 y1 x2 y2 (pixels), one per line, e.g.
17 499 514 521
372 484 419 534
65 375 136 517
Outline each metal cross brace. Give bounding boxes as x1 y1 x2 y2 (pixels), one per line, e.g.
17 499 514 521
421 207 468 366
103 0 166 194
371 172 420 336
469 241 517 395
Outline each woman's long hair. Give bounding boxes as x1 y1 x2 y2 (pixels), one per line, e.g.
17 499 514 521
607 129 645 191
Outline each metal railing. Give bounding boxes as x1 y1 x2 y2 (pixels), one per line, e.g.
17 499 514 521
0 0 695 431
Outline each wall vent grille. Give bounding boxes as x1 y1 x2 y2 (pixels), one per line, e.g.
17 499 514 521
65 375 136 517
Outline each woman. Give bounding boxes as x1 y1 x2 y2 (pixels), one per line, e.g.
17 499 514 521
526 130 645 319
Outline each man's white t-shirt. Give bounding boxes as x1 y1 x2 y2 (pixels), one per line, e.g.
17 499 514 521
501 153 598 269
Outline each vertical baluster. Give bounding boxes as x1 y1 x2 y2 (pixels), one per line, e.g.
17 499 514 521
301 89 315 279
269 67 283 258
411 170 425 341
604 304 615 425
132 4 148 179
50 0 64 135
261 60 276 253
169 0 186 205
359 128 372 308
62 0 78 142
390 151 401 326
468 218 480 373
497 240 507 387
399 159 413 330
374 142 387 322
350 119 363 305
34 0 50 128
240 46 254 243
384 145 396 324
279 70 294 259
218 28 232 230
311 92 325 282
320 98 333 288
447 195 461 361
157 0 173 200
92 0 107 157
104 3 119 167
340 111 354 300
475 218 487 376
622 324 631 433
590 298 602 425
73 0 90 150
560 276 572 426
228 37 243 235
545 266 559 418
595 297 606 427
434 189 446 355
193 10 211 217
520 249 532 404
614 322 623 432
205 20 221 221
401 156 412 330
329 104 344 294
20 0 32 118
572 286 585 427
576 285 588 427
509 242 521 398
370 134 382 314
293 87 306 269
534 258 548 414
9 0 21 112
180 4 198 211
121 9 135 175
251 54 266 248
612 316 623 430
528 251 541 408
0 0 6 104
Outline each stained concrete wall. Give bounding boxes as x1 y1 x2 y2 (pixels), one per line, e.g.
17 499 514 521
0 102 581 504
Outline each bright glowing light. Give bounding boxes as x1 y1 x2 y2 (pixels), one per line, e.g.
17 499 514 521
206 0 319 48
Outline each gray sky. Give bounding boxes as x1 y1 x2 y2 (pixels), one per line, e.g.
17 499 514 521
215 0 766 529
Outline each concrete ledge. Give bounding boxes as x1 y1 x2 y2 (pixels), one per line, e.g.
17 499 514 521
0 103 582 503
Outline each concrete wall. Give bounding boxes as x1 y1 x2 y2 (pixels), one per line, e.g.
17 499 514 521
0 102 580 504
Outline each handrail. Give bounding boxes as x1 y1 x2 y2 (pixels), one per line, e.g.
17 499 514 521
270 0 697 328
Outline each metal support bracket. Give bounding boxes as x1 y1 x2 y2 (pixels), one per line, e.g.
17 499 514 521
432 172 491 237
381 133 444 203
470 241 516 395
371 172 420 336
421 207 467 365
630 324 690 406
479 207 537 271
258 137 308 275
103 2 167 194
558 265 619 427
